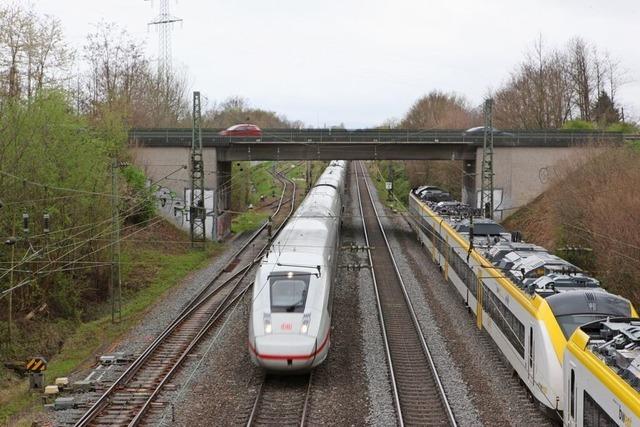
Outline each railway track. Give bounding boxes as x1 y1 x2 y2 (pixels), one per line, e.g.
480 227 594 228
246 373 313 427
355 161 456 427
74 164 297 427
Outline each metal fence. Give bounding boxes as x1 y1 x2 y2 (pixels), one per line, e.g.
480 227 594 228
129 128 625 147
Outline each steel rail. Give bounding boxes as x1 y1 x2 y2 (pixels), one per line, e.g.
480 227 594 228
246 372 313 427
354 162 403 426
129 166 299 426
356 161 457 426
74 164 297 427
299 371 314 427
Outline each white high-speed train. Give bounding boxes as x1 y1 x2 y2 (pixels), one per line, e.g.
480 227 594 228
249 161 346 372
408 186 638 424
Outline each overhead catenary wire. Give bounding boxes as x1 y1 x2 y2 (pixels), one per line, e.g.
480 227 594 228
1 161 193 269
0 195 166 286
0 215 166 299
0 160 302 297
0 163 188 207
0 169 137 201
0 160 258 277
0 160 312 301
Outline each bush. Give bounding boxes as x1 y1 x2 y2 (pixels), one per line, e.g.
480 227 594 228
121 165 156 223
561 120 596 130
607 122 639 133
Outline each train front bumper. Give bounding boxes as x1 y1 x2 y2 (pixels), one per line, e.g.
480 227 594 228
250 334 320 372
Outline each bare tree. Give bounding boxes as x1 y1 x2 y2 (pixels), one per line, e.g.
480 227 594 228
494 43 573 129
0 3 71 101
568 38 594 121
494 36 626 128
81 22 189 127
399 91 474 198
401 91 476 129
203 96 296 128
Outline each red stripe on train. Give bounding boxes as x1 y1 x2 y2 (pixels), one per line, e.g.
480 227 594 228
248 332 330 361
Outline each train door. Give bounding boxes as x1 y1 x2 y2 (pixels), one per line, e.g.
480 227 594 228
566 367 577 427
527 325 535 382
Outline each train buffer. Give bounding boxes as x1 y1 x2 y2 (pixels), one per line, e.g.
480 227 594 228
21 356 48 390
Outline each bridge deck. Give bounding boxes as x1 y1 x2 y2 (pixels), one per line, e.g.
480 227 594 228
130 128 623 161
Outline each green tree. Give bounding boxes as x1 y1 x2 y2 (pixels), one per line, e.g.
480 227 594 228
0 91 118 316
591 91 620 126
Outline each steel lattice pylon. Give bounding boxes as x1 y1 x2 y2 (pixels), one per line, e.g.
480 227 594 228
480 98 494 219
190 91 206 246
146 0 182 84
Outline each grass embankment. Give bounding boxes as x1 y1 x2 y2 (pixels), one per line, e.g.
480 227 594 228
367 161 410 212
0 221 218 425
230 161 328 234
503 142 640 307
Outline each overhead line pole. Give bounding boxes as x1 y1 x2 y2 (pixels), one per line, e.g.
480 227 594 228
110 158 122 324
481 99 495 219
190 91 206 247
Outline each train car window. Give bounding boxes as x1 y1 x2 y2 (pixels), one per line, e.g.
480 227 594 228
570 369 575 419
482 284 525 357
269 275 310 313
583 391 616 427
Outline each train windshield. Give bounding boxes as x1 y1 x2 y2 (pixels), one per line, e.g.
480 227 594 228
556 314 612 339
269 274 310 313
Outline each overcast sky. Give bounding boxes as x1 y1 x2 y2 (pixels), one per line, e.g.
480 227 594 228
34 0 639 128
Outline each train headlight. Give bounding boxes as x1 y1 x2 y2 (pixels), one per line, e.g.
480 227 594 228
300 313 311 334
263 313 272 334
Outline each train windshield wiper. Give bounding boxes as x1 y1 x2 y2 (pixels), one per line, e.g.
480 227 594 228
285 298 305 312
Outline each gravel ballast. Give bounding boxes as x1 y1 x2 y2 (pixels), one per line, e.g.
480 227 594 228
53 162 556 426
131 164 378 425
53 232 254 426
365 165 555 426
363 170 482 426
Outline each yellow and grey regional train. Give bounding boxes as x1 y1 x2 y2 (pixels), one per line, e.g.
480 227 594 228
408 186 639 425
565 318 640 426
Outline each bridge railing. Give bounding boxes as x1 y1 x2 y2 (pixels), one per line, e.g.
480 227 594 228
129 128 625 146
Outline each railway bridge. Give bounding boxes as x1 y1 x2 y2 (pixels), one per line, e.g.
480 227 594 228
129 128 622 239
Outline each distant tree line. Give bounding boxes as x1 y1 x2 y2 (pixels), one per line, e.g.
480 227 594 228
203 96 304 129
493 37 627 129
0 2 306 327
392 37 632 131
